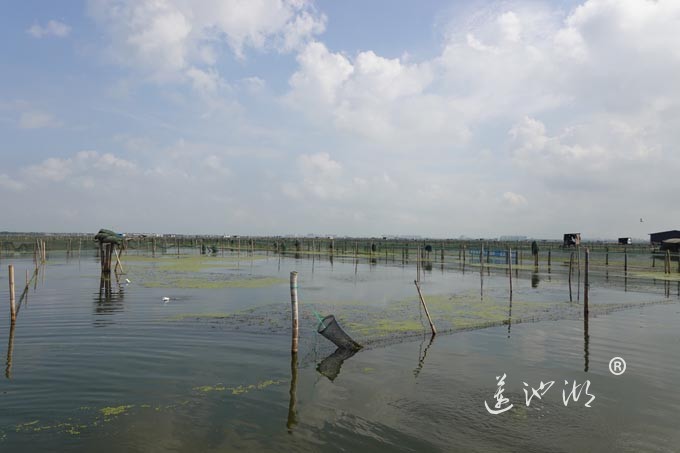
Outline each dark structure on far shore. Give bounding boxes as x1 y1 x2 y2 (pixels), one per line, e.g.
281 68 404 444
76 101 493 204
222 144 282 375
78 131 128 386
650 230 680 245
563 233 581 247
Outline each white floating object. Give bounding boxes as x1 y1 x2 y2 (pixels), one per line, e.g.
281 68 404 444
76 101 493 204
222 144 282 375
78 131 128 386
125 279 131 284
162 297 170 302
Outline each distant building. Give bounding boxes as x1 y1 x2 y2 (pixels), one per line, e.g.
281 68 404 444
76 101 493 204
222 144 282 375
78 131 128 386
563 233 581 247
650 230 680 245
499 235 527 241
618 237 632 245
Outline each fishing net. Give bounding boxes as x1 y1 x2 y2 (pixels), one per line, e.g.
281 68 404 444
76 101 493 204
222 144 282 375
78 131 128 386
317 315 362 351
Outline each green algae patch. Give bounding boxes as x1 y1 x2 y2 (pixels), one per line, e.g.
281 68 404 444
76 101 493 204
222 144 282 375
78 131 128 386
166 312 232 322
193 379 283 396
158 256 238 272
629 272 680 282
15 420 39 431
100 405 134 417
142 276 285 289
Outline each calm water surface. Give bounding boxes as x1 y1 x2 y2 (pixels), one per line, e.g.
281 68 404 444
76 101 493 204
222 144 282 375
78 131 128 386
0 252 678 452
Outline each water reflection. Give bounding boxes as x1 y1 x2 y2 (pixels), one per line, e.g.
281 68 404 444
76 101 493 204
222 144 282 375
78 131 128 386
316 347 359 381
531 271 540 288
413 334 435 378
287 352 298 432
5 321 15 379
507 295 513 338
584 314 590 372
94 275 125 326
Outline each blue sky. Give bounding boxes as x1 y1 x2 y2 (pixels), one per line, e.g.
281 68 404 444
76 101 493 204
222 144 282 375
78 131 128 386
1 0 678 239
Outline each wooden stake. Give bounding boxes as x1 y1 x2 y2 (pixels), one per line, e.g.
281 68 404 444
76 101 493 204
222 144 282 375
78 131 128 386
290 271 299 353
624 248 628 274
414 280 436 335
9 265 16 322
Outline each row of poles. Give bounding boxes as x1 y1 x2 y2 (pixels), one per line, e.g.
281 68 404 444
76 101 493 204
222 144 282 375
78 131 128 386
6 240 45 378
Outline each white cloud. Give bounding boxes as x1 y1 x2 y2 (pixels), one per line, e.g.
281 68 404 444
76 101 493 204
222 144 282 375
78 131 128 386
296 152 345 200
88 0 325 84
18 111 60 129
502 191 528 207
27 20 71 38
0 174 25 192
23 151 137 184
186 66 222 94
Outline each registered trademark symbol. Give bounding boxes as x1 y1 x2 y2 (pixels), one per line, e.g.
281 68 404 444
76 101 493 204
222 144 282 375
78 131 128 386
609 357 626 376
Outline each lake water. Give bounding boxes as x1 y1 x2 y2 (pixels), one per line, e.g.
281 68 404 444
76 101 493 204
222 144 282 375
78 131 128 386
0 251 678 452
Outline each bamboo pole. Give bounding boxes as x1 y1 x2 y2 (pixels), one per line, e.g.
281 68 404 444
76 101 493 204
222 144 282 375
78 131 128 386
9 265 16 322
114 247 124 274
624 247 628 274
577 247 581 301
569 252 574 302
508 247 513 298
584 248 589 315
417 246 421 282
414 280 436 335
605 246 609 266
290 271 299 353
548 249 551 272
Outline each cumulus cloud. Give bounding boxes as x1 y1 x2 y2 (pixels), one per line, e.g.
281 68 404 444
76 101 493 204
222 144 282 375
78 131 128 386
27 20 71 38
87 0 325 85
285 41 469 148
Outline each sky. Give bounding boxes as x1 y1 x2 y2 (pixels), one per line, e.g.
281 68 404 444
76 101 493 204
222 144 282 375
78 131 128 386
1 0 679 239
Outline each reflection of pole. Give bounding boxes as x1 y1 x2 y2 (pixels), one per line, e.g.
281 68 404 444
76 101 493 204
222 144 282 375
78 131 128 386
414 280 436 335
414 334 435 378
507 294 513 338
583 313 589 373
290 272 299 353
286 351 298 431
5 320 15 379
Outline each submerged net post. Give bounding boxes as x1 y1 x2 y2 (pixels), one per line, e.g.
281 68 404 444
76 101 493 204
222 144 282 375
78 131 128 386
290 271 299 353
